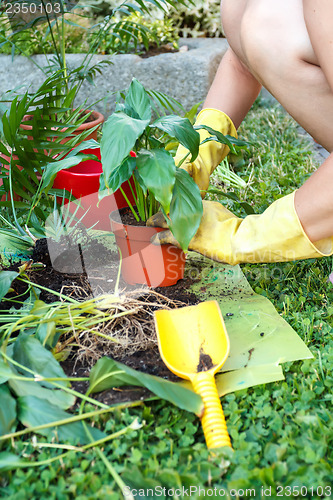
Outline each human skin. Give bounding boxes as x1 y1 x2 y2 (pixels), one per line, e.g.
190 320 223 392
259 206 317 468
204 0 333 244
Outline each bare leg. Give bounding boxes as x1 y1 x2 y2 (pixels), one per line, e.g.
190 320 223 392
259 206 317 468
215 0 333 242
203 48 262 129
234 0 333 152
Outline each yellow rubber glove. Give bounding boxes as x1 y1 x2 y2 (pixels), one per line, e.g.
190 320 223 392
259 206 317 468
176 108 237 195
147 191 333 264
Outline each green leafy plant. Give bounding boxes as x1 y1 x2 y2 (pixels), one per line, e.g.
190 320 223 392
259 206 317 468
0 72 101 239
1 97 333 500
100 78 244 251
166 0 224 39
95 11 179 55
0 0 189 104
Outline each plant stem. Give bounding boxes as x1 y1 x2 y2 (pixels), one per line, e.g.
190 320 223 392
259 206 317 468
19 278 78 303
0 402 142 442
119 186 139 222
0 351 108 409
61 13 68 93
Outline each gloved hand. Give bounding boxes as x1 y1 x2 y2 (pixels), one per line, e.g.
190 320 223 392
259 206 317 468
175 108 237 195
147 192 333 264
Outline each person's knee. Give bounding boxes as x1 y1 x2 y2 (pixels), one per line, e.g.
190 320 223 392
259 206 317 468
240 7 304 86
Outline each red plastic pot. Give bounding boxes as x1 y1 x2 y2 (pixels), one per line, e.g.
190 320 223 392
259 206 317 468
52 148 136 230
109 209 186 287
20 110 104 143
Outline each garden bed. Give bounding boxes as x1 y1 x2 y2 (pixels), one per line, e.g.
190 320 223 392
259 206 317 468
1 100 332 497
1 229 203 406
1 225 312 396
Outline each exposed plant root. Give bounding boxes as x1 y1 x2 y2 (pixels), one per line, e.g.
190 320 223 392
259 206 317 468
66 288 187 367
60 282 92 300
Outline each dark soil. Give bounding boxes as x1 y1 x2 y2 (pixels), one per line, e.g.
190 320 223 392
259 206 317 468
140 43 178 59
78 110 100 124
197 350 214 372
1 229 201 406
115 206 147 227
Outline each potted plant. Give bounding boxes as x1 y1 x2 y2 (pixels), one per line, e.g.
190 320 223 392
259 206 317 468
44 88 195 233
0 71 106 240
99 78 239 287
51 147 137 231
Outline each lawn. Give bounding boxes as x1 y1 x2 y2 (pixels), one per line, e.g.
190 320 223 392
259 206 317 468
1 97 332 499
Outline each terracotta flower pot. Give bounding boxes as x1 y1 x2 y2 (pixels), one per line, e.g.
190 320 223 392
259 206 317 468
52 148 135 230
20 110 104 143
109 209 186 287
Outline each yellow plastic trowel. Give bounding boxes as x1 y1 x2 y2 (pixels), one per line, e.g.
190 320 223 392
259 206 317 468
154 300 232 449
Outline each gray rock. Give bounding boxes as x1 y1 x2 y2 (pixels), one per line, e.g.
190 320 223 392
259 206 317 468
0 38 229 116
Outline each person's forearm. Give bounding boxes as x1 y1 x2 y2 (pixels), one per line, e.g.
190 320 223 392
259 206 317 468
203 48 262 129
295 152 333 242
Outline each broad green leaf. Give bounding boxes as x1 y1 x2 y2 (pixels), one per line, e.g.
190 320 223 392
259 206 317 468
0 385 17 436
168 169 203 251
0 270 19 301
125 78 152 122
153 115 200 161
40 153 98 192
35 321 60 350
136 149 176 214
207 187 256 215
101 112 149 187
106 156 136 194
0 452 28 472
13 334 69 389
17 396 106 444
0 359 13 384
9 378 75 410
89 357 203 415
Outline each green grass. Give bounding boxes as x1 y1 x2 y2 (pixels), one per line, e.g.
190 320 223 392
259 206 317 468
1 99 333 499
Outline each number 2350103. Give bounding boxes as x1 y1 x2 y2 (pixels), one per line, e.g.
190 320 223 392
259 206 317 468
5 2 61 15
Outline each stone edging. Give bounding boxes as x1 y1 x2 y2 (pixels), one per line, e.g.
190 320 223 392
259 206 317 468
0 38 229 116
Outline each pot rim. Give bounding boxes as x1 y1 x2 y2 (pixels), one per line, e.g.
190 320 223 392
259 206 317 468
109 208 174 243
20 110 105 131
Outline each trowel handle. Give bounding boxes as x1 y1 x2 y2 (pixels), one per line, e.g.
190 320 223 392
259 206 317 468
192 372 232 449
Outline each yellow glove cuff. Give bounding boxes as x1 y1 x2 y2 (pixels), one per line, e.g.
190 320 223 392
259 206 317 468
195 108 237 142
175 108 238 194
227 192 333 264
